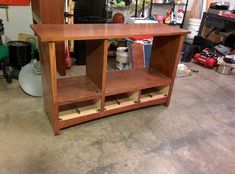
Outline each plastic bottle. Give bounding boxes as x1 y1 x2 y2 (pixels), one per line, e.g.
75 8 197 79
176 8 184 24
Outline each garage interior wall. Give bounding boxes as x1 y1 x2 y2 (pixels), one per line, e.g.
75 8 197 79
0 5 33 42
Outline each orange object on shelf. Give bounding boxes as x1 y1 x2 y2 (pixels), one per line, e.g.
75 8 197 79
0 0 30 6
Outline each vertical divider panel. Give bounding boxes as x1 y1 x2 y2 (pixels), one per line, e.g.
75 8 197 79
86 39 108 112
39 41 59 135
149 35 185 105
128 91 140 103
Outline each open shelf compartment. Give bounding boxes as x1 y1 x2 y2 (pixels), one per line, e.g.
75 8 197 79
105 68 171 96
140 86 169 102
57 76 101 106
59 99 101 121
104 91 139 111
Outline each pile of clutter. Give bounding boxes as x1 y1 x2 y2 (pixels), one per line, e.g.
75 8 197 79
183 34 235 75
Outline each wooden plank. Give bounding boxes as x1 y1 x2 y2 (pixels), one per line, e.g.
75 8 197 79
30 0 40 20
55 42 66 76
31 0 66 76
39 0 64 24
86 40 108 89
150 35 185 105
57 76 101 106
131 43 145 69
105 68 171 96
59 102 100 121
140 86 169 102
86 39 108 111
31 24 190 42
38 41 59 135
104 91 139 110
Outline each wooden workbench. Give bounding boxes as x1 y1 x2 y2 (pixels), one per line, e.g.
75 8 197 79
31 23 189 135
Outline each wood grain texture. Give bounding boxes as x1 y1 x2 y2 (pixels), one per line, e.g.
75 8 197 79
34 0 64 24
150 35 185 106
38 42 59 135
57 76 101 106
55 42 66 76
86 40 108 90
86 39 108 111
31 0 66 76
131 43 145 69
31 0 40 19
105 68 171 96
59 97 167 130
31 24 190 42
34 24 189 134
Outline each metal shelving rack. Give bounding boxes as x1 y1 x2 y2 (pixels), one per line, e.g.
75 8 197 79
149 0 189 28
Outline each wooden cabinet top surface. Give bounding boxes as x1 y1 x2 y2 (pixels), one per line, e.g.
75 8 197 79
31 23 190 42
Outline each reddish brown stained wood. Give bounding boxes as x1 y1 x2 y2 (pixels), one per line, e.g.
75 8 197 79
57 76 101 106
86 39 108 111
86 40 108 90
59 97 167 130
39 42 59 135
149 35 185 105
131 43 145 69
30 0 66 76
31 24 190 42
105 68 171 96
31 0 64 24
55 42 66 76
31 0 40 19
34 23 189 135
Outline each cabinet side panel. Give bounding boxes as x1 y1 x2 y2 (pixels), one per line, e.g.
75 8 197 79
86 39 108 110
150 35 185 105
39 0 64 24
39 0 66 76
31 0 40 19
55 42 66 76
39 42 59 135
150 35 183 78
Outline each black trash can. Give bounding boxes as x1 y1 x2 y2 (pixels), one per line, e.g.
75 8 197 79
7 41 31 68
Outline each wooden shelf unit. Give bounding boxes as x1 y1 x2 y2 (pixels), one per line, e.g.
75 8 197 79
31 23 189 135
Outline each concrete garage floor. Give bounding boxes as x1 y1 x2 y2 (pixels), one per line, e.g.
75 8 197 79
0 63 235 174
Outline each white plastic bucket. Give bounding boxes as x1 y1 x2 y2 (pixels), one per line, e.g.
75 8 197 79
187 18 201 40
116 47 129 70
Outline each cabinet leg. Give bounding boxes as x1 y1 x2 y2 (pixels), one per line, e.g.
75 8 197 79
39 42 59 134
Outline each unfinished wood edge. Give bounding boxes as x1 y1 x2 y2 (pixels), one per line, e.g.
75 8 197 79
140 86 170 102
104 101 136 111
95 99 101 112
127 91 140 103
59 109 99 121
59 99 101 121
104 92 139 111
158 86 170 96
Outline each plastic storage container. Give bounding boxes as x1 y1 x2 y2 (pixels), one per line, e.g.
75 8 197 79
187 18 201 40
116 47 129 70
